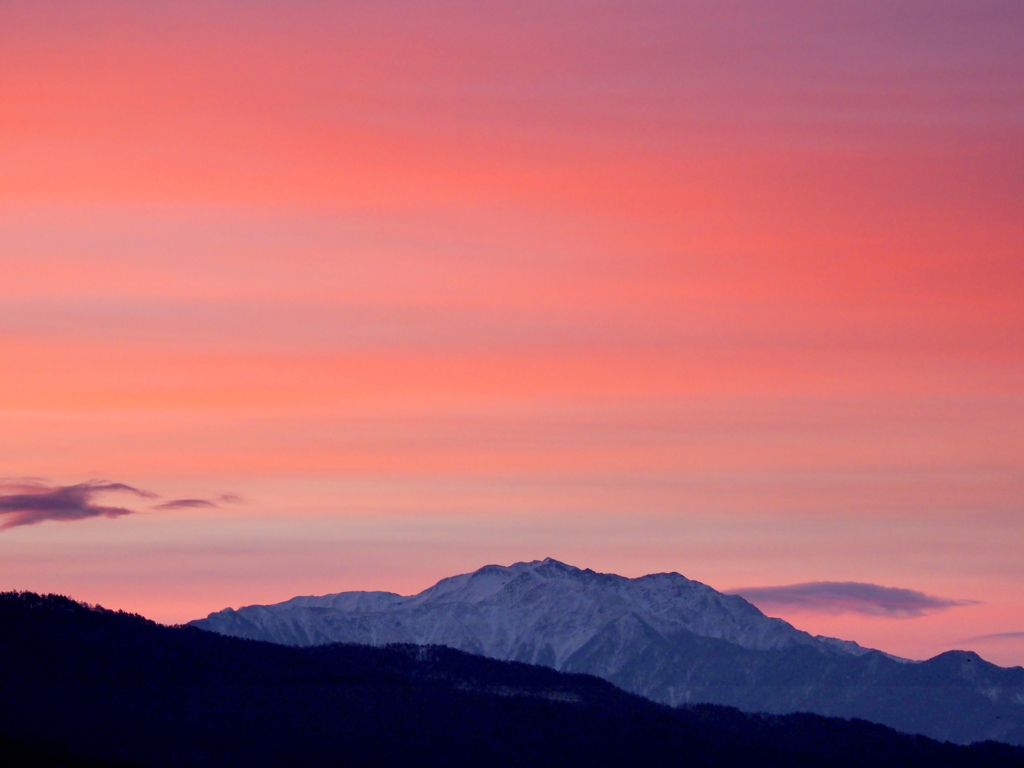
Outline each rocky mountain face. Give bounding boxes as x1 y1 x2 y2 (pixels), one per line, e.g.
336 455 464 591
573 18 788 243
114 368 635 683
193 559 828 659
191 558 1024 745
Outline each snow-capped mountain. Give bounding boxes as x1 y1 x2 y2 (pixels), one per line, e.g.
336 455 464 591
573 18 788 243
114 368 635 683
192 558 840 665
191 558 1024 746
191 559 880 680
9 592 1023 766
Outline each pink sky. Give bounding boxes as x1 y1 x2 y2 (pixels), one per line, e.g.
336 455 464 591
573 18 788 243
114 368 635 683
1 0 1022 664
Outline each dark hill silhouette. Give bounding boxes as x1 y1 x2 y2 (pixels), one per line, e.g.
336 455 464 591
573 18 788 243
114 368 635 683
0 732 143 768
1 592 1022 768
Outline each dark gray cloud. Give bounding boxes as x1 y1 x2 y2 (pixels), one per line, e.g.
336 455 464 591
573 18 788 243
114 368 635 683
0 480 157 529
730 582 980 618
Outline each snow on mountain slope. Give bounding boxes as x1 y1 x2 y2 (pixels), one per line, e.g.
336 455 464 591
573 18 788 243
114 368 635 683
191 558 838 668
190 559 1024 746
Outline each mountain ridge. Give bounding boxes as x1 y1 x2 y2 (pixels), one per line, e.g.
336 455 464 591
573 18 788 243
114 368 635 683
4 590 1024 768
195 558 842 661
191 557 1024 745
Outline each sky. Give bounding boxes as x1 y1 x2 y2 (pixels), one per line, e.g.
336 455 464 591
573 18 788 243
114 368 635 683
1 0 1022 665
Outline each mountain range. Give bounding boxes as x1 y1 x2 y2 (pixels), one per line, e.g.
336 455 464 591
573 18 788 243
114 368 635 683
192 557 1024 745
3 590 1024 768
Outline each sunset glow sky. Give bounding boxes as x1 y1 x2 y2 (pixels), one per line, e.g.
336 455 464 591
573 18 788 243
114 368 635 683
1 0 1022 664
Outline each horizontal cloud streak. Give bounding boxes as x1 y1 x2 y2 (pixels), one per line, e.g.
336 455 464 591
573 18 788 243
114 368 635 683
153 498 218 510
731 582 980 618
0 481 156 529
0 481 240 528
152 493 244 510
964 631 1024 642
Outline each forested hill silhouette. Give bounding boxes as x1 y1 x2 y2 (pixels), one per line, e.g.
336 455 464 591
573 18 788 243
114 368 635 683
1 592 1023 768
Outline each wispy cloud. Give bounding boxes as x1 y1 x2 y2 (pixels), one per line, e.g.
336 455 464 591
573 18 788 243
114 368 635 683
963 631 1024 642
153 493 245 510
153 498 217 510
0 480 157 529
730 582 980 618
0 480 244 529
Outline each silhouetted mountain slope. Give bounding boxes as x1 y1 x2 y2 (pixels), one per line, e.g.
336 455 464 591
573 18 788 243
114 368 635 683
192 558 1024 745
3 592 1024 768
0 732 144 768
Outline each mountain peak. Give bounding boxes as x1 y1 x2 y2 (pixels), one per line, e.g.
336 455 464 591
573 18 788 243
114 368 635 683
188 560 1024 745
193 558 818 665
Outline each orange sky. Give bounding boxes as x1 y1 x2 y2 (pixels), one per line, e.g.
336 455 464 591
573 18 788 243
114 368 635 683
1 0 1022 664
